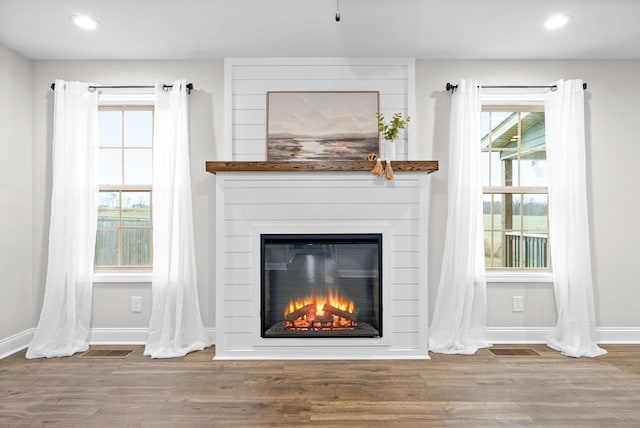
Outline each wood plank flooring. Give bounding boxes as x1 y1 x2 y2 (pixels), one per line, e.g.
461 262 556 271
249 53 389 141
2 344 640 427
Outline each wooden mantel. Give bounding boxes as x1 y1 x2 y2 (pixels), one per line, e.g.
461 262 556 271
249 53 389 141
205 160 438 174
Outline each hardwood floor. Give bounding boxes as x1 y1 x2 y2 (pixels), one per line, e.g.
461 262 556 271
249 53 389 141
2 344 640 427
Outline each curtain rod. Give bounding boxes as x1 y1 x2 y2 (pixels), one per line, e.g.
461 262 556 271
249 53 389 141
50 83 194 94
445 82 587 92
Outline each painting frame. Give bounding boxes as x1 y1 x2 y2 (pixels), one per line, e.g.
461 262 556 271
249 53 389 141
266 91 380 161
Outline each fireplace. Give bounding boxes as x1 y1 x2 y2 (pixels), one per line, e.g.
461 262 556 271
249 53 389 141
213 169 431 359
261 234 382 338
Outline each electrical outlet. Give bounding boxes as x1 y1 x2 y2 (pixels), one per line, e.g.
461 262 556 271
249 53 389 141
512 296 524 313
131 296 142 313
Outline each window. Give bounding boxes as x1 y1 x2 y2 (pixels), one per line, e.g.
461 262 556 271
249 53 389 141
95 106 153 271
481 106 549 270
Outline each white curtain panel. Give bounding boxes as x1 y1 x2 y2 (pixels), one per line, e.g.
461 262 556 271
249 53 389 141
144 80 211 358
429 80 490 355
26 80 99 359
545 79 607 358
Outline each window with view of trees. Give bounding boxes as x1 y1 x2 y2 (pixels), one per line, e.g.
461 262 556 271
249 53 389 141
481 107 549 270
95 106 153 270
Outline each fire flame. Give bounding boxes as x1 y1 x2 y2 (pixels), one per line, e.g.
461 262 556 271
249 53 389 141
285 289 354 316
284 289 355 328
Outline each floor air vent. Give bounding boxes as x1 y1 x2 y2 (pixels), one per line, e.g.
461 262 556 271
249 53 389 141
488 348 540 357
79 349 135 358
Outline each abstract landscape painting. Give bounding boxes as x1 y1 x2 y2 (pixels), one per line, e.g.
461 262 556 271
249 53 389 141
267 91 379 161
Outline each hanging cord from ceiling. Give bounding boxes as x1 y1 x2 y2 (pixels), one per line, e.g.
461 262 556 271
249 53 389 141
335 0 341 21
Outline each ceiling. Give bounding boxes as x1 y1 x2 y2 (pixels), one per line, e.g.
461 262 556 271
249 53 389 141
1 0 640 61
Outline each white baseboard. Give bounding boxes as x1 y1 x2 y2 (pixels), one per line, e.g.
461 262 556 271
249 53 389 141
485 327 640 344
0 328 34 359
88 328 149 344
88 327 217 346
596 327 640 344
484 327 551 343
0 328 217 360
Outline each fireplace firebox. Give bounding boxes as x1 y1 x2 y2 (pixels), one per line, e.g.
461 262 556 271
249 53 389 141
261 234 382 338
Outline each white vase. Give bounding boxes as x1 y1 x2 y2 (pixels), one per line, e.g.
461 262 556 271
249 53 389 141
384 139 396 161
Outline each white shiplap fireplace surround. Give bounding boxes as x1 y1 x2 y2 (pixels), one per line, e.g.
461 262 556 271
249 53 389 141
211 162 436 359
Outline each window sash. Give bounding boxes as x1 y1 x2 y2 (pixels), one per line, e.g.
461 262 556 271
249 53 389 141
483 186 547 194
96 105 153 272
95 190 153 270
481 106 550 272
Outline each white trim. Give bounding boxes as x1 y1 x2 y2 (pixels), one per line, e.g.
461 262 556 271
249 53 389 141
485 327 640 344
484 327 551 343
214 354 429 361
406 58 417 159
92 272 152 283
0 328 34 359
0 328 216 359
596 327 640 344
88 328 216 345
95 99 154 274
88 328 149 344
481 92 549 278
98 92 155 106
223 59 233 160
481 92 546 105
486 271 553 283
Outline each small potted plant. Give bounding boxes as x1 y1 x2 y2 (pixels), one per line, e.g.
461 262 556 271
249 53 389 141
376 112 410 161
372 112 410 179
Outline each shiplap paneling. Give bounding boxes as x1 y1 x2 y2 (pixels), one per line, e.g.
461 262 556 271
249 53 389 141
224 284 252 301
215 171 429 359
223 204 420 221
224 58 416 160
232 79 407 94
231 65 409 80
392 284 420 300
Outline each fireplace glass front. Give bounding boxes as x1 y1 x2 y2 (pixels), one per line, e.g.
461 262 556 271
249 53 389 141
261 234 382 338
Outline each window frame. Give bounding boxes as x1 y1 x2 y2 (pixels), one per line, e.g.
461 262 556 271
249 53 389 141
94 93 155 282
481 93 552 283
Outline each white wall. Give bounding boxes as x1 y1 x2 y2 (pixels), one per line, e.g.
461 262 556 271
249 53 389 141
0 44 33 346
22 58 640 346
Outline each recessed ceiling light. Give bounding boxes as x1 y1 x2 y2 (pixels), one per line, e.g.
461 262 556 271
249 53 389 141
71 15 99 30
544 14 571 30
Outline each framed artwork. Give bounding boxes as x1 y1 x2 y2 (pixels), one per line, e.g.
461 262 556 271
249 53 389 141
266 91 380 161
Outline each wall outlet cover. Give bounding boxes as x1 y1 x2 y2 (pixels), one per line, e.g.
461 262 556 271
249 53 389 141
131 296 142 313
512 296 524 312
